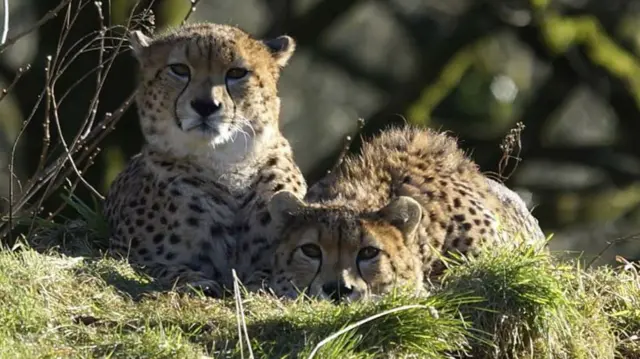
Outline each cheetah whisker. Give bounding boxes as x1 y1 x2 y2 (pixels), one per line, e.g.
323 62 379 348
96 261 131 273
233 116 257 154
236 115 257 138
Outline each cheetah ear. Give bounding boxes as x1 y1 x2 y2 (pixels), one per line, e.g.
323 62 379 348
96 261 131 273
268 190 306 223
129 30 152 58
263 35 296 67
377 196 422 238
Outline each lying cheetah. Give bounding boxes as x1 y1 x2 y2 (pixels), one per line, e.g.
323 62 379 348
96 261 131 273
267 127 545 302
103 23 306 296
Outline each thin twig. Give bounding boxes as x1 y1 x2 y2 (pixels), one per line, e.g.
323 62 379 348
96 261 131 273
0 64 31 102
181 0 201 25
23 0 92 238
1 0 8 45
57 47 128 106
0 0 73 53
36 55 53 193
86 1 106 138
26 0 147 235
327 117 364 175
50 87 105 200
7 72 46 247
41 92 136 217
49 146 101 218
1 0 114 240
586 233 640 268
497 122 525 181
8 85 46 208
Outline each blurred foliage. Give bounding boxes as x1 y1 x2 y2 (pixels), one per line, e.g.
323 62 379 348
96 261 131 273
1 0 640 262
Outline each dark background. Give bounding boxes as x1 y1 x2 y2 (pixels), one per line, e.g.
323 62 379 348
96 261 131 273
1 0 640 265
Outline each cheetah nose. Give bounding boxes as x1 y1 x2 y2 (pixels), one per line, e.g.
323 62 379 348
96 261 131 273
191 98 221 117
322 280 353 303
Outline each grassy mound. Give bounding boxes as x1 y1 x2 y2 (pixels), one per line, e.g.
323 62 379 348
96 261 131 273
1 197 638 358
442 246 615 358
0 248 473 358
0 239 638 358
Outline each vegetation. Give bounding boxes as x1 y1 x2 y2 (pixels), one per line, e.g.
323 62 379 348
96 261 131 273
0 196 637 358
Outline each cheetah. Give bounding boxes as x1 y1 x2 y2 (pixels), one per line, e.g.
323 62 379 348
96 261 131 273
267 126 545 302
103 23 306 296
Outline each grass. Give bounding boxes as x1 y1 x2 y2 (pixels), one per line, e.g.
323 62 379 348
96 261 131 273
0 248 474 358
0 195 639 358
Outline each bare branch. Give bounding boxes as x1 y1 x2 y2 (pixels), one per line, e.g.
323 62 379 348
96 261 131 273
0 0 204 242
50 82 105 200
0 0 73 53
0 64 30 103
181 0 202 26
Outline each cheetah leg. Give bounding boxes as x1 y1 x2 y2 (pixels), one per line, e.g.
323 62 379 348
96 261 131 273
143 263 226 298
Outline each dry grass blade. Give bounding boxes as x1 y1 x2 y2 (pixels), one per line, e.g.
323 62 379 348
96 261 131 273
232 269 254 359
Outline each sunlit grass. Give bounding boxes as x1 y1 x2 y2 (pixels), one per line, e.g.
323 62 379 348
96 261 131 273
1 194 638 358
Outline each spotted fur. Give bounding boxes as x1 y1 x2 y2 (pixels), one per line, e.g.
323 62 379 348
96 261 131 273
267 127 545 302
104 23 306 296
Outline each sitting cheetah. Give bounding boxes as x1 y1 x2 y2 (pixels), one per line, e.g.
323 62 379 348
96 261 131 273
267 127 545 302
103 23 306 296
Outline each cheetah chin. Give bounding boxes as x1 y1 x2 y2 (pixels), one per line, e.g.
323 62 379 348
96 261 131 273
179 116 223 134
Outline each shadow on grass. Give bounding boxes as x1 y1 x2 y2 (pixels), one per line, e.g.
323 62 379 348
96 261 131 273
219 294 471 359
25 218 109 259
22 219 174 300
89 262 163 300
239 318 339 358
73 316 328 358
67 257 162 300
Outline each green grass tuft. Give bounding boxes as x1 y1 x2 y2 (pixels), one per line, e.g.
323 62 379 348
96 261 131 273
442 245 617 358
575 260 640 357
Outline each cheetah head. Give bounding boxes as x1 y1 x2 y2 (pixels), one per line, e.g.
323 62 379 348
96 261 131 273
267 191 425 303
129 23 294 161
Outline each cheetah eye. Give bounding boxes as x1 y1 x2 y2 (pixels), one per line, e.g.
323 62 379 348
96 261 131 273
299 243 322 259
226 67 249 80
168 63 190 78
357 246 380 261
